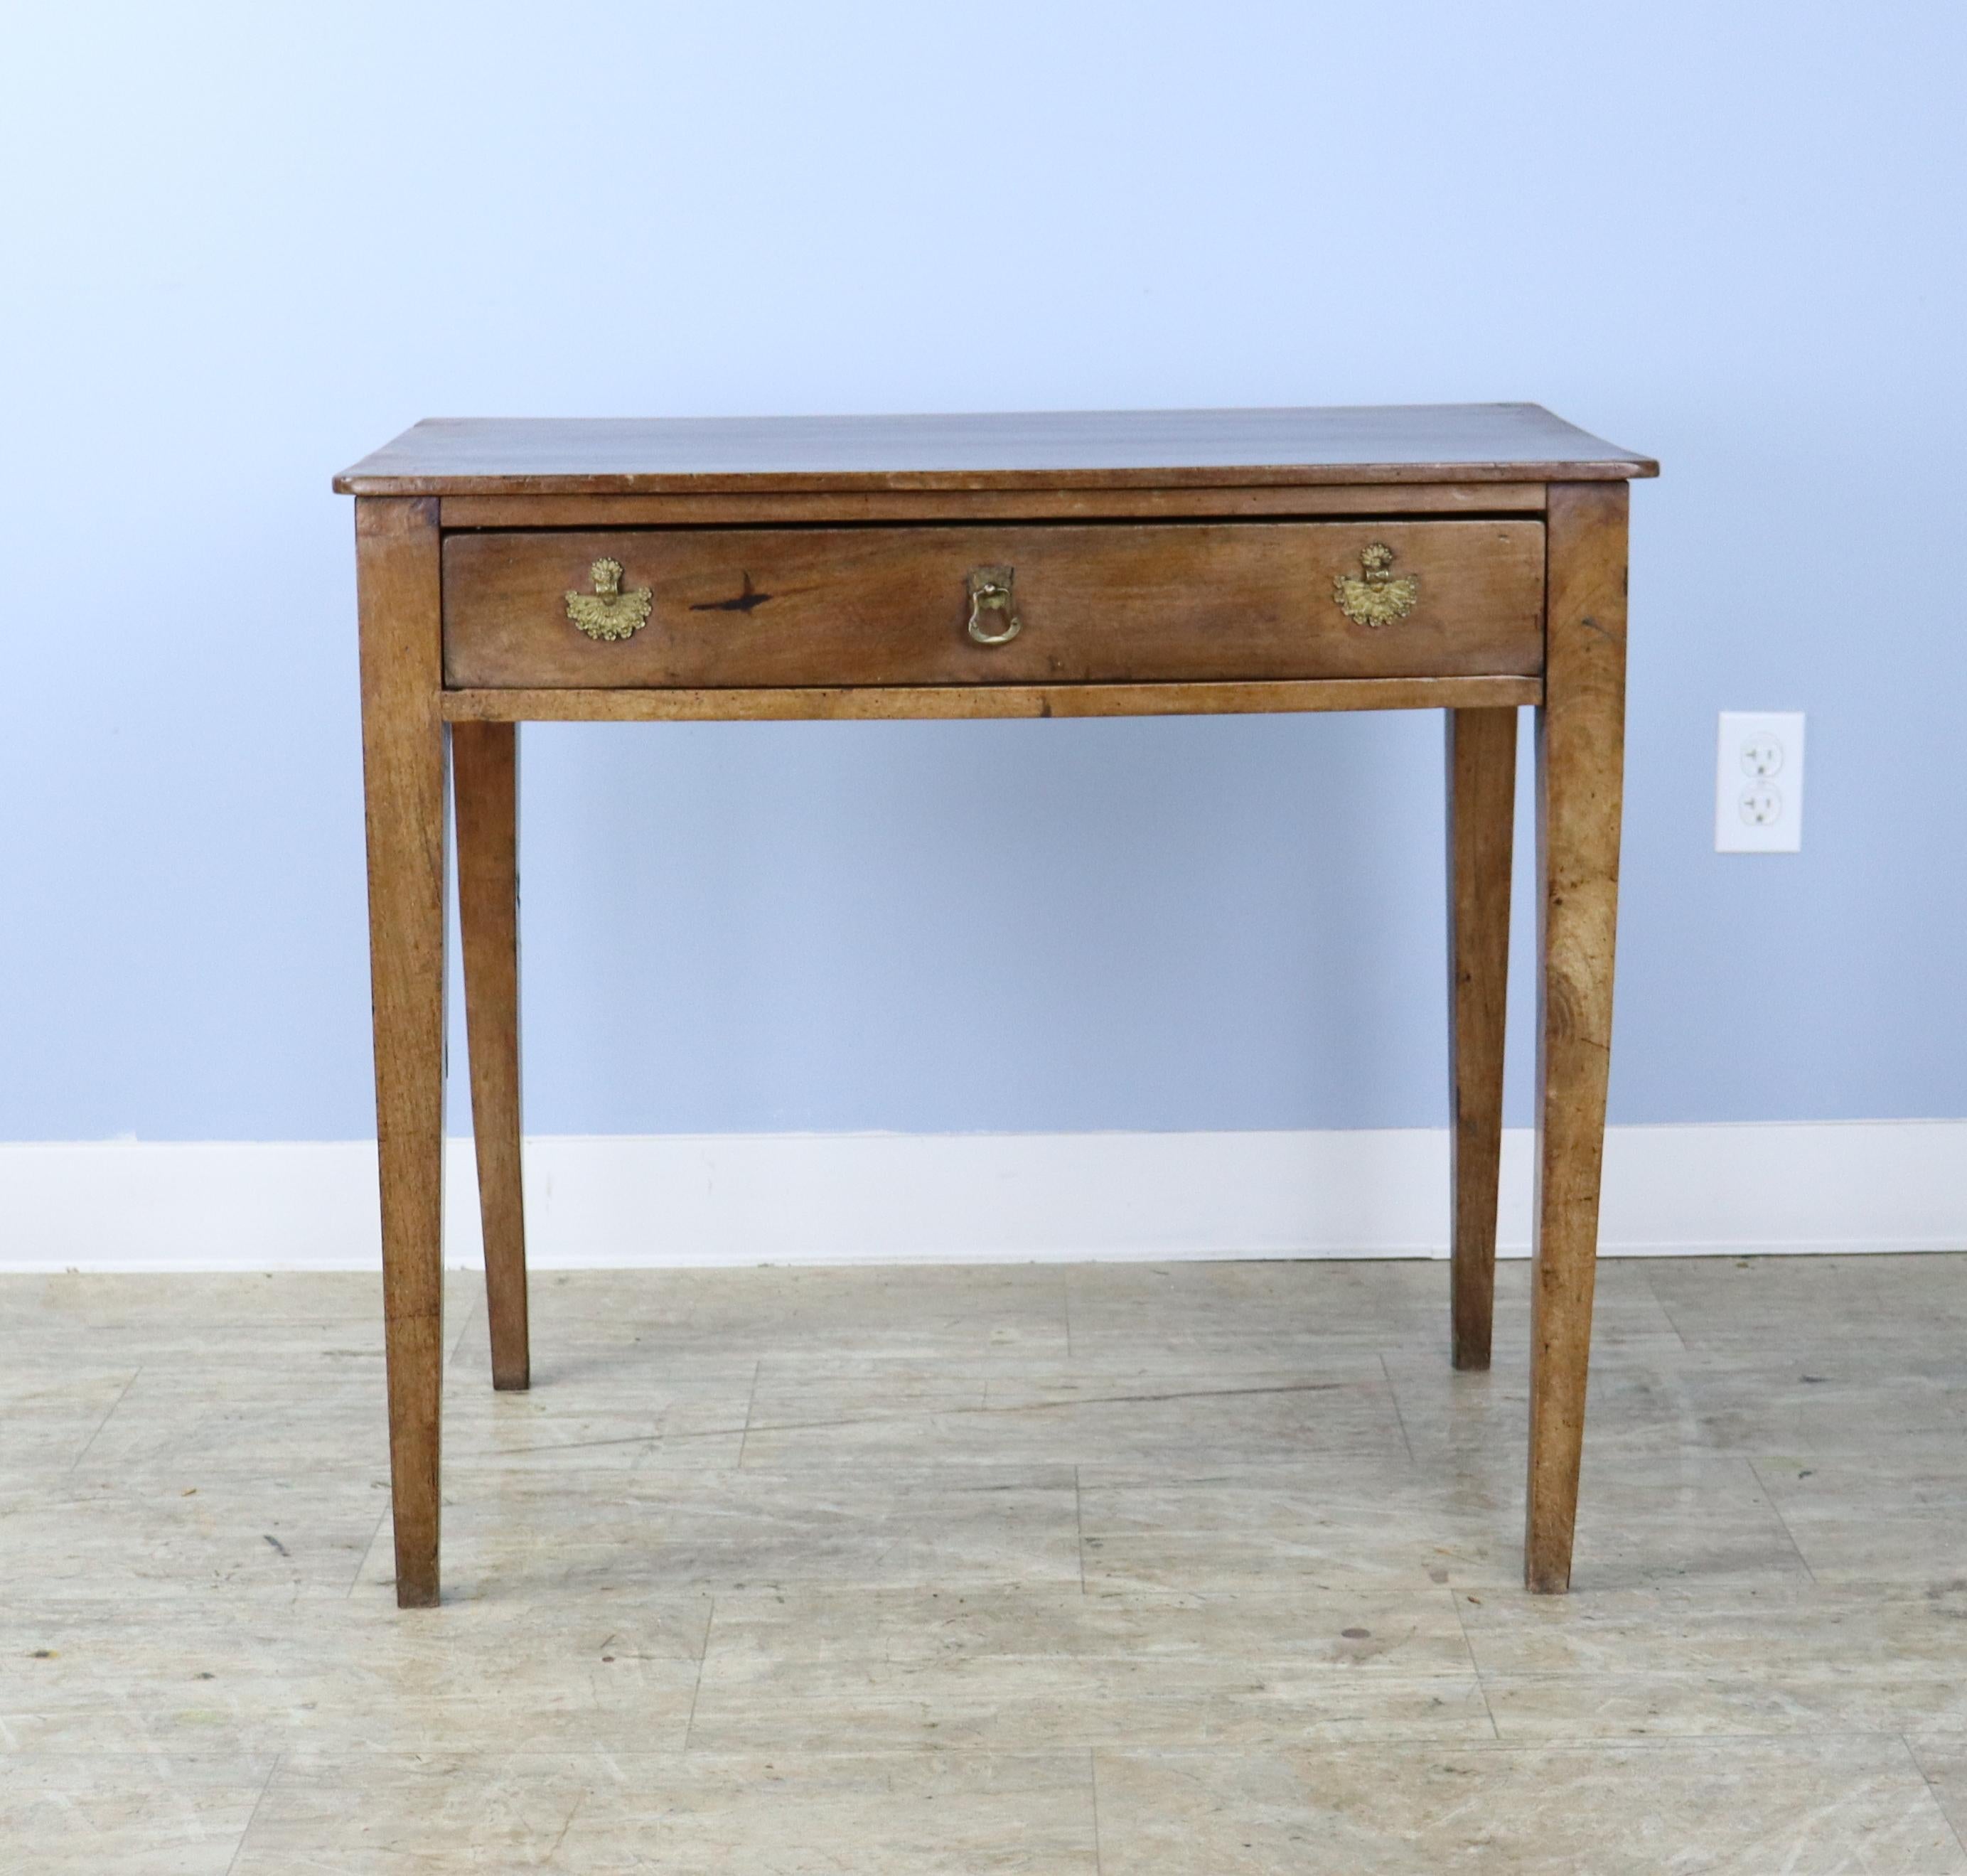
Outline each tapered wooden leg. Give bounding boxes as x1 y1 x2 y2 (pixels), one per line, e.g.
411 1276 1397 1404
357 496 448 1609
1525 481 1629 1594
454 719 529 1391
1446 706 1516 1371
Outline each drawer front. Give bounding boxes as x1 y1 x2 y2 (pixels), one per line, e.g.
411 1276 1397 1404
441 520 1545 689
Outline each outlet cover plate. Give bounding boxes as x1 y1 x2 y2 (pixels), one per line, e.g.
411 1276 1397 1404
1715 710 1804 852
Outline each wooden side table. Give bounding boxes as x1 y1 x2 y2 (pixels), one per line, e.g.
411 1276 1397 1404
336 405 1655 1605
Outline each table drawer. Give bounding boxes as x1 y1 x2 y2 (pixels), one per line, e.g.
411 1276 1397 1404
441 520 1545 689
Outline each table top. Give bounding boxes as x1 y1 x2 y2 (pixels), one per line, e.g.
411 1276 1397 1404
334 404 1656 496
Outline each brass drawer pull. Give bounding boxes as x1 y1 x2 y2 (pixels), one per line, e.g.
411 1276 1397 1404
966 566 1022 645
1332 542 1419 628
565 557 653 643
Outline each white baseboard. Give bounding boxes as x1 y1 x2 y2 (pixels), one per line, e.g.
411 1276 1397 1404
0 1122 1961 1274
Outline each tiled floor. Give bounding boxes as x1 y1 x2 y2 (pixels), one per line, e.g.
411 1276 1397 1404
6 1254 1967 1871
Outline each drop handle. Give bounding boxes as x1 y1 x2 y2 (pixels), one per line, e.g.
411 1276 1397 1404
965 566 1022 645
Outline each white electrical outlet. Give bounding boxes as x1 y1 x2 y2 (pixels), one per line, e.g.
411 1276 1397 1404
1715 711 1804 852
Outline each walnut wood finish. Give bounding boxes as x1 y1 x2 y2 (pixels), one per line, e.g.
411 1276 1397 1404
1446 706 1518 1372
355 496 448 1609
442 522 1545 691
1525 482 1630 1594
453 720 528 1392
344 405 1648 1604
439 676 1543 723
438 483 1547 527
336 404 1655 495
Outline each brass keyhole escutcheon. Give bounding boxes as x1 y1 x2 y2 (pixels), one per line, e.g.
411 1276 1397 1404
1331 542 1419 629
565 557 653 643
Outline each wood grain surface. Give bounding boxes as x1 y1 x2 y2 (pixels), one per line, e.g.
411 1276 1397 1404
437 483 1548 528
1445 706 1518 1373
438 677 1544 722
355 496 448 1609
336 405 1656 495
441 522 1546 691
453 720 529 1393
1524 481 1630 1594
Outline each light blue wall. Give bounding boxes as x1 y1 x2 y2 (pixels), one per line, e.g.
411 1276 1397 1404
3 2 1963 1142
